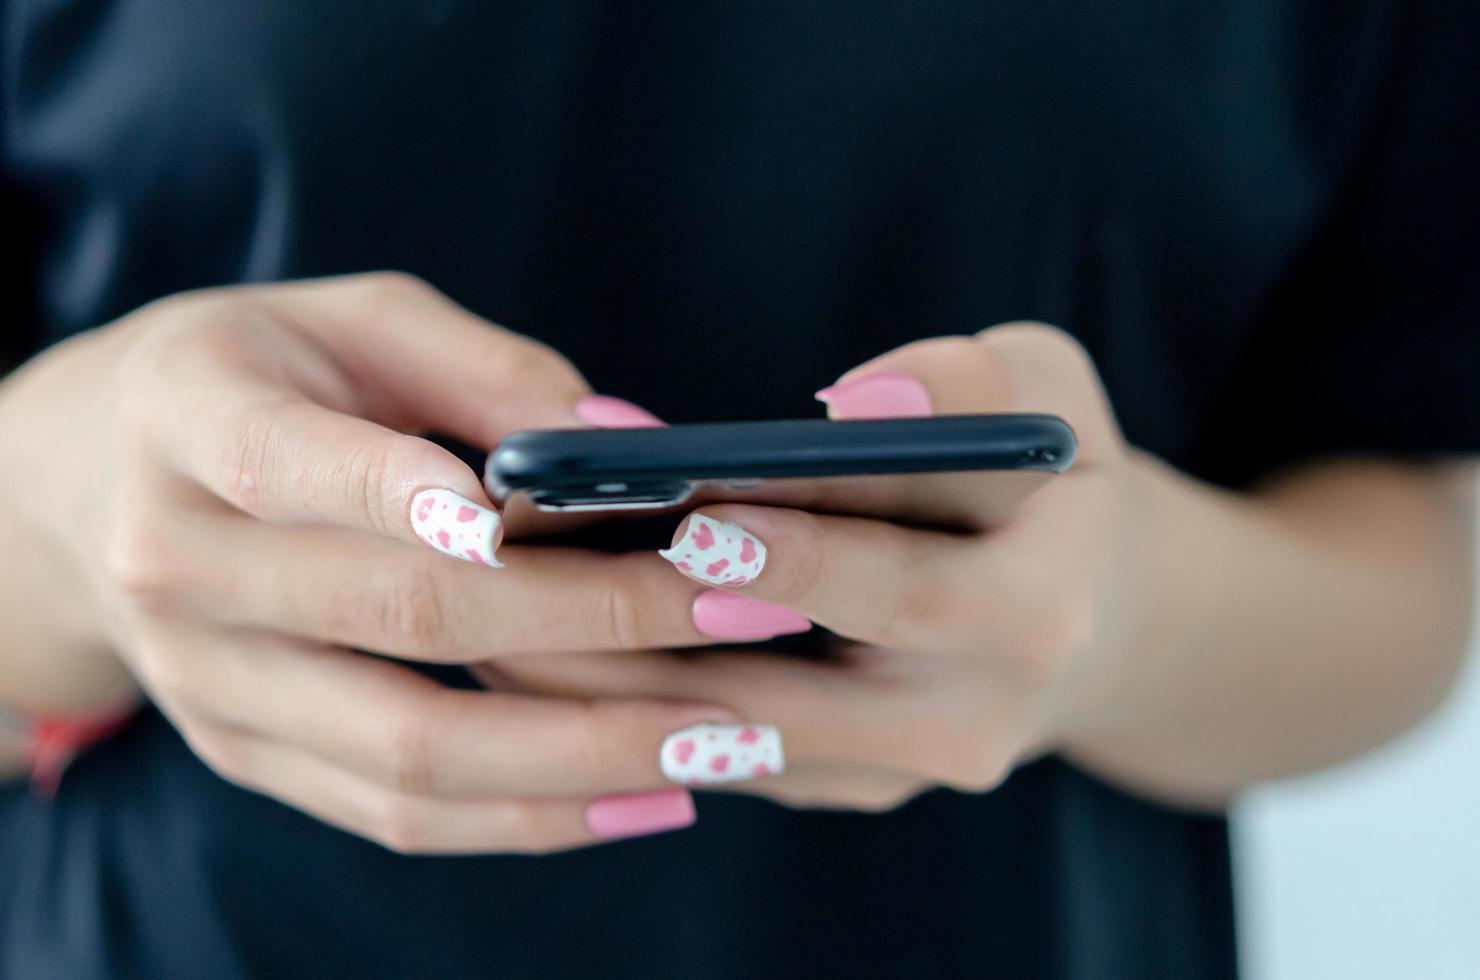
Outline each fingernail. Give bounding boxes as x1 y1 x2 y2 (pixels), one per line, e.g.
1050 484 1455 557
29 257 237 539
585 789 696 840
814 370 933 419
692 590 810 641
660 723 785 785
574 395 667 429
409 489 504 567
658 514 766 586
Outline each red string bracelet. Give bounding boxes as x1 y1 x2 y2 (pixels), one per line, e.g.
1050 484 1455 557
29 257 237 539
26 707 138 797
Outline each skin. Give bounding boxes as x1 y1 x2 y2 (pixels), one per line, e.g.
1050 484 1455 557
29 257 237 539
0 275 1474 853
497 326 1478 810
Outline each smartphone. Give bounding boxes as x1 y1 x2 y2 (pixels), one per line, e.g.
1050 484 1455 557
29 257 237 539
484 415 1075 521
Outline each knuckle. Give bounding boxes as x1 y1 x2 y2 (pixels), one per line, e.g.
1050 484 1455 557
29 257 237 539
354 270 436 307
872 541 948 644
979 319 1077 355
501 804 569 856
938 749 1011 795
378 565 452 654
125 638 173 698
1020 320 1092 359
104 519 176 611
776 512 828 604
132 637 207 712
342 435 404 536
486 335 587 401
591 578 650 651
115 294 213 366
378 705 439 796
561 702 623 779
977 321 1102 403
180 723 250 786
370 796 433 856
913 715 1009 794
1014 594 1095 686
483 341 542 390
225 400 290 515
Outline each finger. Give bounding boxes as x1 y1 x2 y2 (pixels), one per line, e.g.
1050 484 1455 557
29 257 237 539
707 762 929 814
655 504 970 648
479 656 928 809
252 272 594 443
159 272 653 560
681 324 1113 528
178 720 695 853
503 657 928 810
788 324 1121 527
483 647 1015 792
139 626 739 798
165 514 770 661
818 323 1120 464
166 389 508 564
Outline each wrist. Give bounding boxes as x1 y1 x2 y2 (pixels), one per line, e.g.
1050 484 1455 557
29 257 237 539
1052 451 1246 751
0 696 140 793
0 329 137 714
1123 452 1245 675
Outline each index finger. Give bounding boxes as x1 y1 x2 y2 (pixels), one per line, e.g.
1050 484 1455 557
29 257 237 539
173 389 509 564
151 273 607 561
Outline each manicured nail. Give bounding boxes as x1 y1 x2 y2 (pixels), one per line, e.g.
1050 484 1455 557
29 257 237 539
692 590 810 641
815 370 933 419
409 489 503 566
658 514 766 586
585 789 696 840
660 723 785 785
574 395 666 429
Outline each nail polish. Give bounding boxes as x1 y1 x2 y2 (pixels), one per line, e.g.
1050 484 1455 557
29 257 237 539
409 489 503 566
815 370 933 419
574 395 666 429
585 789 697 840
692 590 810 641
658 514 766 586
660 723 785 785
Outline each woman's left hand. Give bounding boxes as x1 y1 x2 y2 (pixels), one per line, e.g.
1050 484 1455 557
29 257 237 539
485 322 1203 812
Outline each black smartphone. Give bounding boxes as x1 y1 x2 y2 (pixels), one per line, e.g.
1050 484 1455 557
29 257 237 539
484 415 1075 521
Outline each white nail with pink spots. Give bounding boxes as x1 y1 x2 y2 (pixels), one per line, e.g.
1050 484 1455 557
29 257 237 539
410 489 503 567
658 514 766 586
660 723 785 785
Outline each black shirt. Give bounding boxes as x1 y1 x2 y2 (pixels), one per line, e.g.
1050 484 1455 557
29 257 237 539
2 3 1476 977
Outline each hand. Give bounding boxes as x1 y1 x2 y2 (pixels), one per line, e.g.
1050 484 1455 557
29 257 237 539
0 273 755 850
484 323 1191 811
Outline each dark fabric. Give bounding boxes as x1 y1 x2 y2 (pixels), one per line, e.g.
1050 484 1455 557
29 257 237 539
1 713 1234 980
2 1 1476 977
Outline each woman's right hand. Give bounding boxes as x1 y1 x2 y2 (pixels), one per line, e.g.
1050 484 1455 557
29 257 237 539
0 273 734 852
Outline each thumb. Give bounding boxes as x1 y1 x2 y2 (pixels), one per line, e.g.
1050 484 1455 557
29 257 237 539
259 272 597 448
816 321 1122 465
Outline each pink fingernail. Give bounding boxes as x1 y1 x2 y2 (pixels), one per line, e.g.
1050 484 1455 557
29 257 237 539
692 590 810 641
409 489 504 567
585 789 696 840
814 370 933 419
658 514 767 586
574 395 666 429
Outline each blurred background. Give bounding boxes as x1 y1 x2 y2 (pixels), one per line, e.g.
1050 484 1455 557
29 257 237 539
1235 486 1480 979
